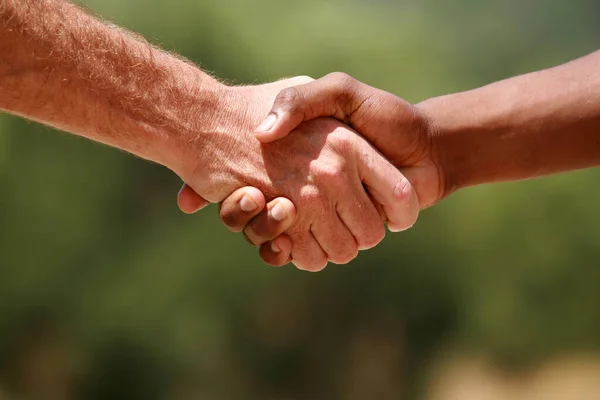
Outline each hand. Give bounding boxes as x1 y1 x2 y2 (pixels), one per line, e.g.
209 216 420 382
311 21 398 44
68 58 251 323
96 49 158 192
254 73 444 209
175 77 420 271
222 73 446 265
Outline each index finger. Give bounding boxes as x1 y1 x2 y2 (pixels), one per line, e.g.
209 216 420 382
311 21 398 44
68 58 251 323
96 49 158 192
356 143 420 232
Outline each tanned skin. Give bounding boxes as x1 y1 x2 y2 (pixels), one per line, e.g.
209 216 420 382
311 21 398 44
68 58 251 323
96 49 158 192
0 0 421 271
223 52 600 265
0 0 215 170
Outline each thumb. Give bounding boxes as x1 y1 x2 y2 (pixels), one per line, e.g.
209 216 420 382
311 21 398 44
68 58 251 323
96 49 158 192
356 145 420 232
255 73 364 143
254 86 311 143
177 184 210 214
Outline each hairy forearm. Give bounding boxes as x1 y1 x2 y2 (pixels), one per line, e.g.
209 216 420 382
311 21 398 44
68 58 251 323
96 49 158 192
420 50 600 194
0 0 229 173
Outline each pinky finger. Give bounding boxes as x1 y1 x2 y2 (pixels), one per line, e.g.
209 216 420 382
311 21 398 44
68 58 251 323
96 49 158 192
259 235 293 266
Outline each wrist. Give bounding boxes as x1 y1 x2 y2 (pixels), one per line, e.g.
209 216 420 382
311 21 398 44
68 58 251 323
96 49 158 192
165 76 316 202
171 83 266 202
416 91 489 200
415 95 460 203
153 69 238 178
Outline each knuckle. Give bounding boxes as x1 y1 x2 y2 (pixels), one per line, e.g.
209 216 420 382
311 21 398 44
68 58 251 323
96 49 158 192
326 71 355 87
275 87 304 114
357 222 386 250
394 177 414 203
388 178 419 232
298 184 321 204
309 160 346 183
329 244 359 265
296 258 328 273
325 72 357 108
329 131 356 156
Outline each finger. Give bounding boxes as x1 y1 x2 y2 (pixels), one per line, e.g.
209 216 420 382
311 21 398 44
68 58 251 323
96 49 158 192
177 184 210 214
356 143 420 232
290 229 328 272
243 197 296 245
254 72 366 143
369 191 389 223
336 181 386 251
218 187 266 232
310 212 358 264
259 236 293 267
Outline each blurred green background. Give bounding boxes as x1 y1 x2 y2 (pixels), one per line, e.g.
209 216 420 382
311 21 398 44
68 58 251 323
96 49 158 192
1 0 600 399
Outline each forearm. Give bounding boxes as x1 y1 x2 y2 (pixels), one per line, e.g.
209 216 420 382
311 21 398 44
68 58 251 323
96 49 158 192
419 50 600 195
0 0 230 174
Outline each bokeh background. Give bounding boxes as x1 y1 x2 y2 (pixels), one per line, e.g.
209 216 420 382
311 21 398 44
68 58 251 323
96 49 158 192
1 0 600 399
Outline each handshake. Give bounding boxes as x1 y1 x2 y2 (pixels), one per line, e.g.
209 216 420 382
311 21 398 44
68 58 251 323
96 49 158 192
176 73 446 271
3 0 598 271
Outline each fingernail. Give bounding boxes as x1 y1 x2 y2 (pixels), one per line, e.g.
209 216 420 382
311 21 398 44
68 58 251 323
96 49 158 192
240 195 258 212
269 202 287 221
271 241 281 253
256 113 277 132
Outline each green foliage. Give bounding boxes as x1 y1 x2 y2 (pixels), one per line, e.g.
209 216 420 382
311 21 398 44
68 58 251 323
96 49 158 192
0 1 599 399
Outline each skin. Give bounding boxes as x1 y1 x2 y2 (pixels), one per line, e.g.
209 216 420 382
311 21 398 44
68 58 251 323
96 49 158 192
0 0 420 271
219 52 600 265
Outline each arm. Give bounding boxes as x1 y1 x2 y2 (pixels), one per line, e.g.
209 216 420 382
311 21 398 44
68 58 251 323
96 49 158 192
0 0 222 173
232 51 600 264
0 0 419 271
420 50 600 194
253 52 600 204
